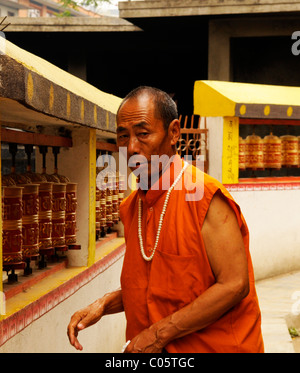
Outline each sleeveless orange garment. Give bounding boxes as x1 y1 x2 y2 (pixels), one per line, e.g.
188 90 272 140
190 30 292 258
119 155 264 353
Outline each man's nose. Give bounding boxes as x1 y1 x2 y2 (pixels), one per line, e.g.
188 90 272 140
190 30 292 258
127 136 140 157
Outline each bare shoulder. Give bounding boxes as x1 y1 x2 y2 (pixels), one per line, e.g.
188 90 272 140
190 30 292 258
203 190 239 231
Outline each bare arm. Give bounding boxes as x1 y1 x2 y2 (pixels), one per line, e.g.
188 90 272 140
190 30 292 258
67 289 124 350
126 191 249 353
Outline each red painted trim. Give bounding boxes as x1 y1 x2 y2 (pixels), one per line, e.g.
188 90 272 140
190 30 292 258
239 118 300 126
0 242 126 348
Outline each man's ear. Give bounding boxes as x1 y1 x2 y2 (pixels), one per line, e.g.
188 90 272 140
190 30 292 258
168 119 181 146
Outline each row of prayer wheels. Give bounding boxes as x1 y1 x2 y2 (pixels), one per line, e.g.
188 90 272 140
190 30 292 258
96 172 125 238
239 133 300 170
2 170 78 272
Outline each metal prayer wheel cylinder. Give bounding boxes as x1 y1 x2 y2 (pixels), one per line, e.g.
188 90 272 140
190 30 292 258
52 183 66 248
96 188 101 233
2 186 23 264
263 133 282 169
298 136 300 167
106 176 113 228
118 174 125 207
112 175 119 224
20 184 40 259
38 182 53 251
281 135 299 167
65 183 77 245
99 185 107 231
239 137 246 170
245 134 264 170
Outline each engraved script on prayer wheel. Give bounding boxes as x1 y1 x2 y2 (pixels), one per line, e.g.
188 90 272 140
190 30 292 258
263 133 282 169
239 137 246 170
52 183 66 248
65 183 77 245
112 175 119 224
106 175 113 228
118 174 125 207
245 134 264 170
281 135 299 167
20 184 40 258
96 187 101 234
2 186 23 264
38 182 53 251
99 182 107 233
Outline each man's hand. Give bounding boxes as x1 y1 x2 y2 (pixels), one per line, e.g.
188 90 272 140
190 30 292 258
124 325 165 353
67 290 124 351
67 298 105 351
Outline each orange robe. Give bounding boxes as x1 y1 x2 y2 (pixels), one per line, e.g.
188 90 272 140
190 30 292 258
119 155 264 353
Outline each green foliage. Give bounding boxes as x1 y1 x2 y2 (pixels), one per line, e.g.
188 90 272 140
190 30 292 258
55 0 111 17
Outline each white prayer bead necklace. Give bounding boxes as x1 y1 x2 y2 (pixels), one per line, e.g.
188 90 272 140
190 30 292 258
138 162 189 261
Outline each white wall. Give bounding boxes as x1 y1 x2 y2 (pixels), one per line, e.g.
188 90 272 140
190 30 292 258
231 189 300 281
0 257 126 353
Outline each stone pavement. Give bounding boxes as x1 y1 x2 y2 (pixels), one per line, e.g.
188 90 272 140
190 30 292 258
256 270 300 353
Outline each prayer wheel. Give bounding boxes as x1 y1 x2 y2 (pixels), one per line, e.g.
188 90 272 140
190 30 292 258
112 174 119 224
99 183 107 236
52 183 66 248
263 133 282 169
245 134 264 170
2 175 16 187
96 187 101 234
281 135 299 167
239 137 246 170
298 136 300 167
65 183 77 245
20 184 40 259
2 186 23 265
38 182 53 252
106 175 113 229
118 174 125 207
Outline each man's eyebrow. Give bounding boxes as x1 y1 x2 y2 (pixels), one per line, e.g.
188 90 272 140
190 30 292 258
132 121 150 129
116 126 127 133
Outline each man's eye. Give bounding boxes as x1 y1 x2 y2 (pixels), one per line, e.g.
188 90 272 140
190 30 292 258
118 134 129 140
138 132 149 137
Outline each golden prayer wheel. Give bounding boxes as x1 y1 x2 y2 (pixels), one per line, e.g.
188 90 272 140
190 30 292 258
2 186 23 264
38 182 53 252
281 135 299 167
263 133 282 169
96 188 101 234
65 183 77 245
298 136 300 167
118 174 125 207
20 184 40 259
106 175 113 229
239 137 246 170
99 184 107 234
245 134 264 170
52 183 66 248
112 175 119 224
2 175 16 187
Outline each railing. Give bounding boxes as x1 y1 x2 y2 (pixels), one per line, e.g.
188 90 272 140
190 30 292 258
176 115 208 173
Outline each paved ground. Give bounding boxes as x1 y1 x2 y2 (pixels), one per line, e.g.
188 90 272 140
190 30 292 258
256 270 300 353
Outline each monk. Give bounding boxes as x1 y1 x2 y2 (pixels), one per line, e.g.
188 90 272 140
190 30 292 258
67 86 264 353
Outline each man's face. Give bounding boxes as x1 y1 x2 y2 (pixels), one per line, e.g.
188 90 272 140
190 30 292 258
116 94 178 185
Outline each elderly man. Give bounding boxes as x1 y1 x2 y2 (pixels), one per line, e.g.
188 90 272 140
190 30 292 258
67 86 264 353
